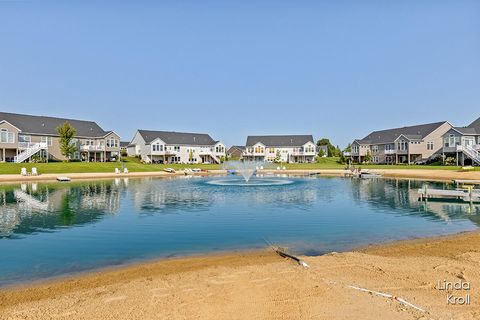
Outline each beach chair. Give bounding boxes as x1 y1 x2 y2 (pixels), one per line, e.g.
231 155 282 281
21 167 27 176
260 166 264 170
282 166 286 170
115 168 120 174
31 167 38 176
276 166 280 170
124 168 129 174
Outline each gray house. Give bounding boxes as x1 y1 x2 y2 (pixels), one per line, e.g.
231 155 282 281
0 112 120 163
442 117 480 165
350 121 452 164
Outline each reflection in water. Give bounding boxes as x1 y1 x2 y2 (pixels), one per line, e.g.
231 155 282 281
349 178 480 226
0 180 124 237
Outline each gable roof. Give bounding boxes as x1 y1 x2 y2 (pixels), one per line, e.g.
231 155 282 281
467 117 480 133
0 112 109 138
137 130 217 146
356 121 449 144
246 135 314 147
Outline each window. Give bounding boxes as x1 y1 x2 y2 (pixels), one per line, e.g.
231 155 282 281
41 136 53 146
352 145 359 153
174 146 180 152
269 147 275 154
18 135 31 143
397 140 408 151
254 146 264 153
152 143 163 152
106 138 119 148
427 142 434 150
373 156 379 163
0 129 14 143
371 145 378 152
216 145 225 153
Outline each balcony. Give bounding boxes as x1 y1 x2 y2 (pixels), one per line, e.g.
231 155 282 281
80 145 106 151
385 149 396 155
18 142 48 149
456 144 480 152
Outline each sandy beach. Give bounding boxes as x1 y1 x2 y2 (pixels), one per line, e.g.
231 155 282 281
1 231 479 320
1 168 479 183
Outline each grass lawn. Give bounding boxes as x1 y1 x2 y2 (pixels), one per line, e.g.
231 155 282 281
0 157 221 175
0 157 476 175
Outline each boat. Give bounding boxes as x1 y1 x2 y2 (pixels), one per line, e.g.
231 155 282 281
56 176 71 182
360 172 382 179
164 168 176 173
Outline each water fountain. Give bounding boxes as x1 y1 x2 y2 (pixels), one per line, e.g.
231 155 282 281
205 161 294 186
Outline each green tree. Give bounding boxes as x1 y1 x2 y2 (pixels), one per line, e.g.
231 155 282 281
317 138 342 157
56 121 77 161
364 150 372 163
318 149 325 157
274 150 281 163
189 149 194 162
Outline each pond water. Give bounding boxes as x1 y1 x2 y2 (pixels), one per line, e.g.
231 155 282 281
0 175 478 286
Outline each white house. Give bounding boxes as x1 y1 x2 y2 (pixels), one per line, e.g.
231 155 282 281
242 135 316 163
128 130 226 164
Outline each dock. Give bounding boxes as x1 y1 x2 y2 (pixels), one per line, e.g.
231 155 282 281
418 186 480 203
453 180 480 188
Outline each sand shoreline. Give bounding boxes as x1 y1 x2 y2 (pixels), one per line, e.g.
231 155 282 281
1 231 479 319
0 168 479 183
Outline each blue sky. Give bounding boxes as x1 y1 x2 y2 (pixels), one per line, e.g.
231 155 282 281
0 1 479 147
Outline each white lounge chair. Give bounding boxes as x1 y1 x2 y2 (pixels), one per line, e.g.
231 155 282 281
124 168 129 174
282 166 286 170
115 168 120 174
260 166 264 170
21 167 27 176
276 166 280 170
31 167 38 176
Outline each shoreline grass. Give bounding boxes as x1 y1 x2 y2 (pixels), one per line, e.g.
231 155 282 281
0 157 477 175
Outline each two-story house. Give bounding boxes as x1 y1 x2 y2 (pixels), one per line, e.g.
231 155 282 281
442 117 480 165
350 121 452 164
242 135 316 163
127 130 226 164
0 112 120 163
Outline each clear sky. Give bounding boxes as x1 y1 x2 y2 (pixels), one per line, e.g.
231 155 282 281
0 1 479 147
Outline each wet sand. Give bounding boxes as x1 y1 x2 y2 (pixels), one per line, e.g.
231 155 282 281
1 231 479 320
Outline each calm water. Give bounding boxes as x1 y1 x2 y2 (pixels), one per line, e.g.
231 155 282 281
0 176 479 286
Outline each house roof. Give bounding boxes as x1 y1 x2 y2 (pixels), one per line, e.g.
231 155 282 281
137 130 217 146
452 127 478 135
0 112 110 138
467 117 480 133
356 121 449 145
246 135 314 147
120 141 130 148
228 145 245 151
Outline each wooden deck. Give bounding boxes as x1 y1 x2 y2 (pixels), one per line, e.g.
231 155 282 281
418 187 480 203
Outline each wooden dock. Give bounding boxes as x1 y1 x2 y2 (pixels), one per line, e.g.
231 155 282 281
453 180 480 188
418 186 480 203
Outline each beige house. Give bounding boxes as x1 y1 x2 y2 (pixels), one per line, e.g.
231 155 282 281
0 112 121 163
350 121 452 164
243 135 317 163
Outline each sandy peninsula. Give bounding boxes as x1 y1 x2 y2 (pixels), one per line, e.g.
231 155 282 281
1 231 479 320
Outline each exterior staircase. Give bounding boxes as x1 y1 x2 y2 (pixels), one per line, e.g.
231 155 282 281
14 143 48 163
210 153 221 164
458 145 480 165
